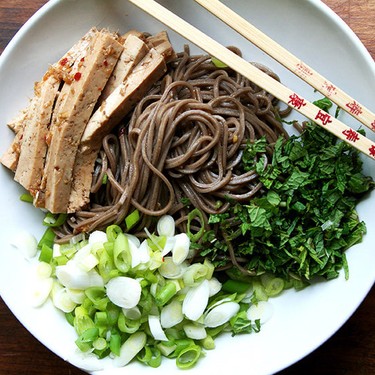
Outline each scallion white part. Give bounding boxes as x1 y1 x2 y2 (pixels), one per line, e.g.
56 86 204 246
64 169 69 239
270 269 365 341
106 276 141 309
204 301 240 328
136 240 151 266
113 332 147 367
161 236 176 257
70 232 86 245
30 277 53 307
148 315 169 341
158 257 187 279
74 244 99 272
122 306 142 320
247 301 273 324
55 261 104 290
208 277 222 297
128 238 143 269
88 230 107 245
125 233 141 248
182 279 210 321
53 243 62 258
66 289 86 304
157 215 175 237
160 299 184 328
10 231 38 259
172 233 190 265
36 262 53 279
183 323 207 340
51 283 76 313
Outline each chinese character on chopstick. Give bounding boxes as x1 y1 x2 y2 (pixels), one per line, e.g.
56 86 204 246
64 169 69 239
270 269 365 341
369 145 375 157
288 93 306 109
345 101 363 116
315 110 332 125
342 128 360 142
322 81 337 97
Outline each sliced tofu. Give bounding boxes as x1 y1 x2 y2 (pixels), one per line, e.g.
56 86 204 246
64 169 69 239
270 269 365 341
68 48 167 213
81 48 166 146
14 75 60 195
146 31 176 63
36 30 124 213
99 34 149 102
0 28 99 173
7 103 31 134
0 97 38 171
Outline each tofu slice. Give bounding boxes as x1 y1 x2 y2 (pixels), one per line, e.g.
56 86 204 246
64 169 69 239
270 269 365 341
99 34 149 102
82 48 166 146
7 103 31 134
68 48 167 213
14 75 60 194
36 30 124 213
0 28 99 173
0 97 38 171
146 31 176 63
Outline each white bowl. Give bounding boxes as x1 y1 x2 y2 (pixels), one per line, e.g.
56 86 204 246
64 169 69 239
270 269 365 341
0 1 374 374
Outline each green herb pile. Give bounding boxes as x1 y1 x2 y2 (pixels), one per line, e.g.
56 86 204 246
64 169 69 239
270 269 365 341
199 98 374 284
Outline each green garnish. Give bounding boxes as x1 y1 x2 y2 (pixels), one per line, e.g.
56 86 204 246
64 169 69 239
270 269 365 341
202 98 374 282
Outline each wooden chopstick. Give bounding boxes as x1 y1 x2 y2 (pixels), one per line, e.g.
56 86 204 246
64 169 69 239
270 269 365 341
195 0 375 133
128 0 375 160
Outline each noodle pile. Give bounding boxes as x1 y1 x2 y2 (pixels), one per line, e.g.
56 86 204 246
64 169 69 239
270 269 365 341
55 46 289 244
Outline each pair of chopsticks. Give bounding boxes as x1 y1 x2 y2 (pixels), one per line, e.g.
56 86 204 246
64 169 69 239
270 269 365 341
128 0 375 161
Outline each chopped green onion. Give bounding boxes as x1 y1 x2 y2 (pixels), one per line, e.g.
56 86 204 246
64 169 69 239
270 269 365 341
38 244 53 263
43 212 67 227
93 337 107 351
157 215 175 237
75 327 99 352
106 225 122 242
125 209 140 231
113 331 147 367
118 313 141 333
155 281 177 306
20 193 33 203
113 233 132 273
260 274 284 297
211 56 228 68
187 208 205 241
38 227 56 249
222 279 251 294
109 331 121 356
176 344 202 369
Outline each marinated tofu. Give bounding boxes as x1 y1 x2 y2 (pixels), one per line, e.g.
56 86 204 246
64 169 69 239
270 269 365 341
1 28 99 174
14 75 60 194
100 34 149 102
68 47 167 212
146 31 176 63
2 28 175 217
36 30 124 213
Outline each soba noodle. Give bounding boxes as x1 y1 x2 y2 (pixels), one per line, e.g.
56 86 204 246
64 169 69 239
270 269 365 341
55 46 290 252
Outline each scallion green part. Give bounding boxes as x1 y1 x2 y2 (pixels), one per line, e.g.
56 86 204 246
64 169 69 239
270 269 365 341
38 227 56 249
176 344 202 369
20 193 33 203
187 208 205 242
43 212 67 227
125 209 140 231
38 243 53 263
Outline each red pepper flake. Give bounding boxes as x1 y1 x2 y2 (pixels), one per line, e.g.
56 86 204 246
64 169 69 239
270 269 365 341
59 57 69 66
103 60 108 67
80 57 85 62
74 72 82 81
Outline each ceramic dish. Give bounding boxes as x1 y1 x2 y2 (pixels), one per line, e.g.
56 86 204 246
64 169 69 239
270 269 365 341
0 0 374 374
